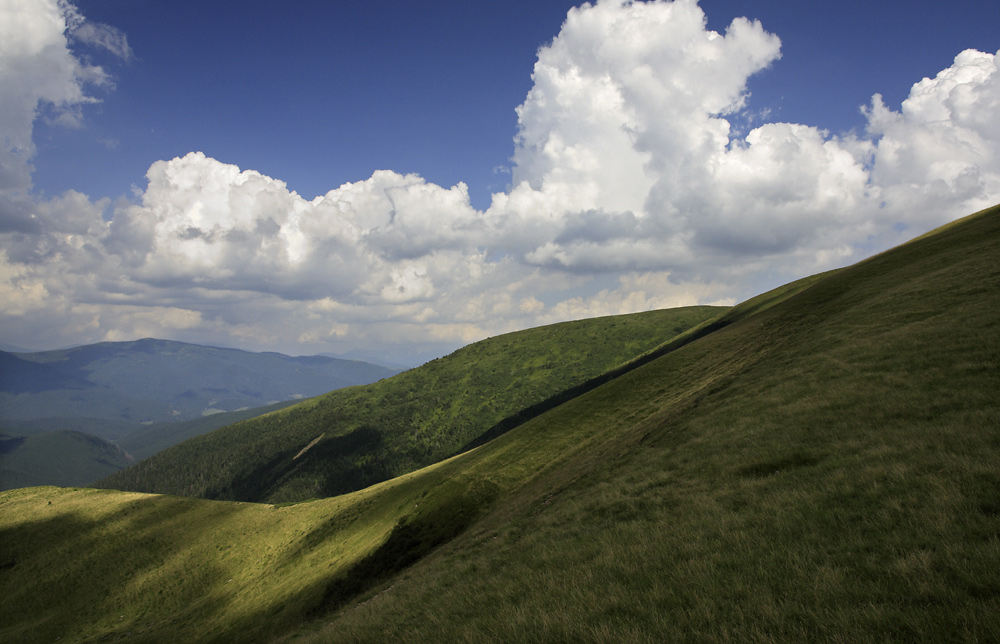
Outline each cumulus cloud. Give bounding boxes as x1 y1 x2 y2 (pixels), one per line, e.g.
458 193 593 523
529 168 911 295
1 0 86 188
490 0 873 277
101 153 495 306
1 0 998 356
865 48 1000 227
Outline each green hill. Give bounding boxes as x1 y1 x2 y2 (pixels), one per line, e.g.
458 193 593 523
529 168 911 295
0 429 132 491
97 305 723 502
115 399 303 462
1 204 997 643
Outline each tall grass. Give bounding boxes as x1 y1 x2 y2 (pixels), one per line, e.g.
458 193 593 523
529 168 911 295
297 205 1000 643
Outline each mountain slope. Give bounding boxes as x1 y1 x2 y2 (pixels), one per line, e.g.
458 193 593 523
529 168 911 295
1 204 997 644
115 399 302 461
0 429 132 491
303 203 1000 643
0 352 89 394
98 306 725 502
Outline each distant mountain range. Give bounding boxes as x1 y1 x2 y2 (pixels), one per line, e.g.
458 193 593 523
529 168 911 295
0 339 399 489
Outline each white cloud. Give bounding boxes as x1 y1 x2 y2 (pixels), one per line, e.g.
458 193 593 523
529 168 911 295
503 0 782 231
102 152 494 305
489 0 873 279
69 19 133 62
865 48 1000 228
1 0 998 356
0 0 119 191
533 271 736 324
0 0 80 189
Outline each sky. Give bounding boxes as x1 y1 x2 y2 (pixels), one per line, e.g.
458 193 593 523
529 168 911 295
2 0 998 363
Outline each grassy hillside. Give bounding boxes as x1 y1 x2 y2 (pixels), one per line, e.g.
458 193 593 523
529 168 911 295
98 306 723 503
116 399 303 461
0 429 132 491
299 204 1000 643
1 204 997 643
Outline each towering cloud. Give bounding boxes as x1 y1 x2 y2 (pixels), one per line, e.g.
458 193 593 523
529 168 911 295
866 48 1000 226
0 0 998 355
491 0 868 277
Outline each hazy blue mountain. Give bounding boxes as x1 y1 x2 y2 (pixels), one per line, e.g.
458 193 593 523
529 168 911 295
0 351 89 394
325 343 464 370
1 339 398 430
0 341 34 353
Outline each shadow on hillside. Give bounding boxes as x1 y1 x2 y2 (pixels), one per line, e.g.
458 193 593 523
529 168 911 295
0 493 236 643
302 477 500 618
209 425 393 502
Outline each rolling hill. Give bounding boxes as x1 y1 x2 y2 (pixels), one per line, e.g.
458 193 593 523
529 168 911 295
1 203 997 643
97 305 724 502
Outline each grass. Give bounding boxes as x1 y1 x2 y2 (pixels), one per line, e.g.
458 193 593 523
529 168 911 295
1 456 506 643
291 204 1000 643
1 203 998 643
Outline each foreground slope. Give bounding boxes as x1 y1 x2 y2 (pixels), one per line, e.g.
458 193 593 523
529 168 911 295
300 204 1000 643
1 204 997 643
99 306 722 502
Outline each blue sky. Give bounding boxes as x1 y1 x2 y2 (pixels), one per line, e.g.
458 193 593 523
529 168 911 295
32 0 999 209
31 1 585 210
3 0 999 360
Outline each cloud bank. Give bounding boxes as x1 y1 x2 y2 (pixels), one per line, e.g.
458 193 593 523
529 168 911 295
1 0 998 357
